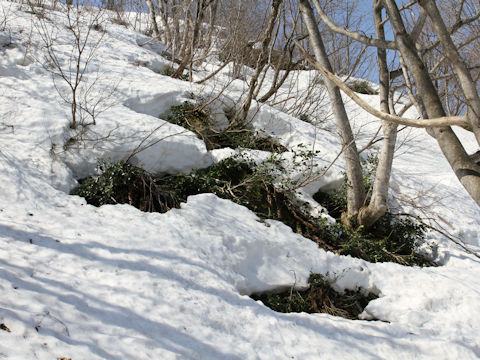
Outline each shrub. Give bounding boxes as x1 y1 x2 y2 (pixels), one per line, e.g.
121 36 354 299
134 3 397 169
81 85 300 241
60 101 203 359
74 152 431 266
347 80 378 95
166 101 286 152
158 156 284 218
161 66 189 81
337 214 428 265
72 160 179 213
251 274 377 319
312 154 432 266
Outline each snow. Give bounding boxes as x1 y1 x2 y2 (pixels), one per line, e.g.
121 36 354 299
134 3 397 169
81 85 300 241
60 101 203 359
1 2 480 359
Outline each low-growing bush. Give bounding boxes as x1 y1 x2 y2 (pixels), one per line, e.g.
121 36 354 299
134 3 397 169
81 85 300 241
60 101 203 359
347 80 378 95
251 274 377 319
313 154 432 266
72 160 179 213
74 146 431 267
331 214 429 266
158 156 287 219
166 101 286 152
161 66 189 81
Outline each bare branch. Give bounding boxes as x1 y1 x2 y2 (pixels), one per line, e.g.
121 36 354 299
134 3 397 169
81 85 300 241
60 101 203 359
296 43 470 129
310 0 397 50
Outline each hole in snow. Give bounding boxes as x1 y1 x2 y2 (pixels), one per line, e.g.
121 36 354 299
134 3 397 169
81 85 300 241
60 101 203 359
251 274 378 320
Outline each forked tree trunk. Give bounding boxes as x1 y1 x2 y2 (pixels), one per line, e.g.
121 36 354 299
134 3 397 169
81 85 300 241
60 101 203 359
158 0 172 46
233 0 283 125
299 0 365 223
358 0 397 228
145 0 160 39
384 0 480 207
173 0 206 78
199 0 218 61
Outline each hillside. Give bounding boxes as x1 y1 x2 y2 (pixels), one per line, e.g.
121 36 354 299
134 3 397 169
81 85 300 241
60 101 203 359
1 2 480 359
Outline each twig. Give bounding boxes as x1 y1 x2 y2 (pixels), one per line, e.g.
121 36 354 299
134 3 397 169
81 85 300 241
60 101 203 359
398 213 480 260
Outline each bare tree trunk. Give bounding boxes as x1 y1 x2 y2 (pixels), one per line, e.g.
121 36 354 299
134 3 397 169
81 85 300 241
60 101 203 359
233 0 283 125
199 0 218 61
145 0 160 39
259 8 299 104
358 0 397 228
418 0 480 145
299 0 365 223
173 0 206 78
384 0 480 207
106 0 115 11
158 0 172 46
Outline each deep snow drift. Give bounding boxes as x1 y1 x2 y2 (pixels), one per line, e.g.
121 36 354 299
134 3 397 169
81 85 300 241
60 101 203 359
1 2 480 359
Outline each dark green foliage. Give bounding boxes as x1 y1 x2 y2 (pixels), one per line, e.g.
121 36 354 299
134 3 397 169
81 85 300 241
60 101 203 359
314 154 378 219
348 80 378 95
335 214 429 266
166 102 286 152
158 157 254 200
167 101 210 128
72 160 179 213
158 153 431 266
74 150 431 267
312 154 432 266
158 157 288 219
251 274 377 319
158 156 338 252
161 66 189 81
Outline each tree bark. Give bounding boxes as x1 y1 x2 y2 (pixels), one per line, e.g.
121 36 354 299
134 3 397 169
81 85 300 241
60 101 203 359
299 0 365 222
418 0 480 145
145 0 160 39
358 0 397 228
384 0 480 207
234 0 283 125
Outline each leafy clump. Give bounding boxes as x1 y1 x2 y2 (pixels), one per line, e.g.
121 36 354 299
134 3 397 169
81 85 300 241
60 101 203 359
161 65 189 81
73 151 431 267
333 214 428 266
166 101 286 152
158 155 339 252
158 156 288 219
347 80 378 95
72 160 179 213
315 154 378 219
313 155 432 266
251 274 377 319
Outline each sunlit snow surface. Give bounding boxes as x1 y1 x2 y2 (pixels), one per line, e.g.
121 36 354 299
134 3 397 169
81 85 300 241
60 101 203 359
1 2 480 359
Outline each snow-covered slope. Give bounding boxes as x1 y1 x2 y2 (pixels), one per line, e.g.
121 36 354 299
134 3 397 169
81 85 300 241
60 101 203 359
1 2 480 359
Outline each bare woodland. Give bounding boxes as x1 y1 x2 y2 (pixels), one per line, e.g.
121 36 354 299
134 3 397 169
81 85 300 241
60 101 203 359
20 0 480 229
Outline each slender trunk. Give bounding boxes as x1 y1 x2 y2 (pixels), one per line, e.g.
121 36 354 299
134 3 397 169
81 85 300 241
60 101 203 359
259 30 297 103
200 0 218 61
234 0 283 125
145 0 160 39
358 0 397 228
418 0 480 144
299 0 365 222
384 0 480 207
158 0 172 46
173 0 205 78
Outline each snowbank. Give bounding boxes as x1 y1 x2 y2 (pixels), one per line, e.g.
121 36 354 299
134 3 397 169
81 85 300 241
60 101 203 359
1 2 480 359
